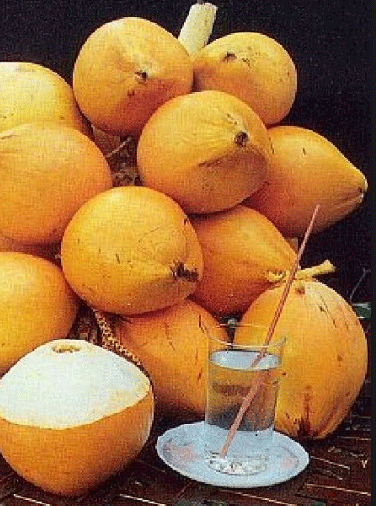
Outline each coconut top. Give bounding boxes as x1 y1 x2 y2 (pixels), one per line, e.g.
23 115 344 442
0 339 151 429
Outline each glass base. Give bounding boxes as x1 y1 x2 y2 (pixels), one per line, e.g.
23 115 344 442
203 423 272 475
205 452 268 475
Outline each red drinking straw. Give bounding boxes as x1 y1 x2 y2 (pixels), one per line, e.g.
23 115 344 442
219 204 321 458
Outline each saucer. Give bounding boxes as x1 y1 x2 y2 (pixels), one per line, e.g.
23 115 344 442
156 421 309 488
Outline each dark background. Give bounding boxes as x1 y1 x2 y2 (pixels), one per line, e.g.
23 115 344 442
1 0 372 302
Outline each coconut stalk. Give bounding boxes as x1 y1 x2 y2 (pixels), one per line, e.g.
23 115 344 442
178 1 218 56
219 204 321 458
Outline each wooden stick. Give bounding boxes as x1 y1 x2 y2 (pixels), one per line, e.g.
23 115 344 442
219 204 320 458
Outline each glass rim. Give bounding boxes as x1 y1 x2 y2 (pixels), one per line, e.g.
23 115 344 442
204 322 287 349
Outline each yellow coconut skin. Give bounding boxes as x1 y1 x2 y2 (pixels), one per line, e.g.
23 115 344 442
0 340 154 496
193 32 297 126
137 90 272 214
72 17 193 136
0 393 153 496
191 205 297 315
0 253 78 375
116 299 227 418
0 122 113 245
244 126 368 236
61 186 203 315
0 62 90 135
236 279 368 440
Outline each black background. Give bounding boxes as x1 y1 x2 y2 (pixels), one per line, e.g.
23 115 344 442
1 0 372 301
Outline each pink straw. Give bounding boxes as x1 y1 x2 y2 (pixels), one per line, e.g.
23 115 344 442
219 204 320 458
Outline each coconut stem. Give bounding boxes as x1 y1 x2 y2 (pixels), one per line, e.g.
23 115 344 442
178 2 218 56
219 204 320 458
92 308 144 369
295 259 336 279
266 259 336 284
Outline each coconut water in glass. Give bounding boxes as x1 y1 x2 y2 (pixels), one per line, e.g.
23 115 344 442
203 323 286 476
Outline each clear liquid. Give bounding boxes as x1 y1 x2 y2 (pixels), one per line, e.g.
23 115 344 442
204 349 281 475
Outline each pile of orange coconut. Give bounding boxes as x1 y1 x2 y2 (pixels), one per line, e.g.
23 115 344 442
0 2 368 497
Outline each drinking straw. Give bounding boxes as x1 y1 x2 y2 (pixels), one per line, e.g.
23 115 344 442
219 204 320 458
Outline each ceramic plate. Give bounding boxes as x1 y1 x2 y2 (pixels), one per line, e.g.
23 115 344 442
156 421 309 488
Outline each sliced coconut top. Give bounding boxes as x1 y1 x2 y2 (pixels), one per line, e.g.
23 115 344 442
0 339 151 429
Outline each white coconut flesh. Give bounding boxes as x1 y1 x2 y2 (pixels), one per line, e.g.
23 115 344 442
0 339 151 429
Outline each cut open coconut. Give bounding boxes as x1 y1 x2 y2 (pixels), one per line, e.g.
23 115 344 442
0 339 154 496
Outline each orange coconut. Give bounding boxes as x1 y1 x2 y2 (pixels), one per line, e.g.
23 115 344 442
72 17 193 137
0 252 78 375
137 90 272 214
116 299 227 418
0 62 90 134
0 122 112 245
0 339 154 496
190 205 297 315
61 186 203 315
244 125 368 236
236 276 368 439
192 32 297 125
